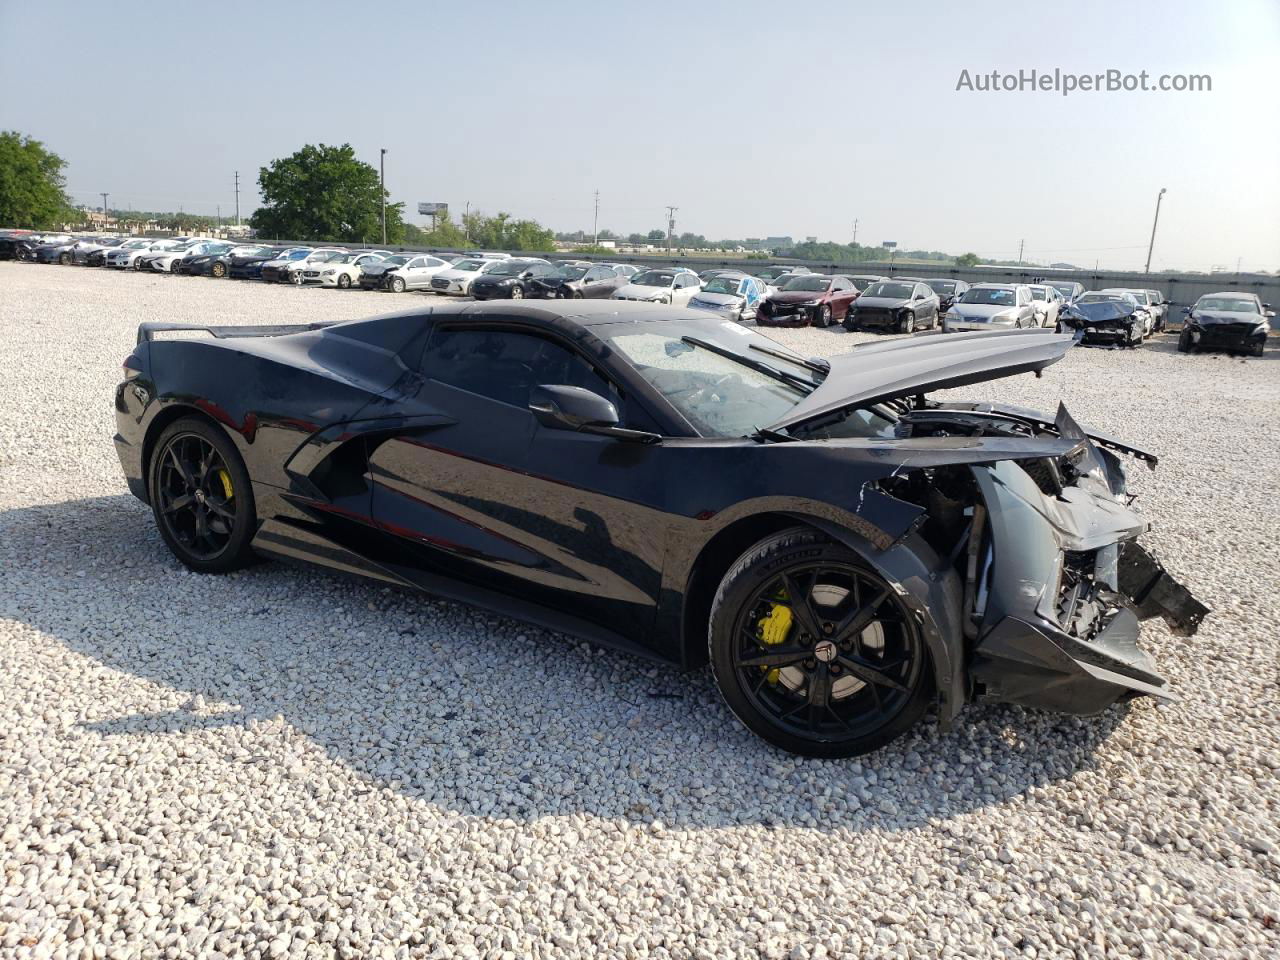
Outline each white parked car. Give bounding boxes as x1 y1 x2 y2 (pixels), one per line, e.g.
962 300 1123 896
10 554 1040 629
1028 284 1065 328
612 268 703 306
138 238 219 274
298 251 388 288
104 238 169 269
428 257 507 296
358 253 453 292
280 247 353 284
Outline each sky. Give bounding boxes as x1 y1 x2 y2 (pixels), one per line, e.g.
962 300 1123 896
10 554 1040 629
2 0 1277 272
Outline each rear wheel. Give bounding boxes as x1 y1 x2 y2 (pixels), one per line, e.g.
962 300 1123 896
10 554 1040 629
708 528 932 758
148 417 257 574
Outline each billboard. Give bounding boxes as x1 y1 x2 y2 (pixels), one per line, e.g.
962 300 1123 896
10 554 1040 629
417 202 448 215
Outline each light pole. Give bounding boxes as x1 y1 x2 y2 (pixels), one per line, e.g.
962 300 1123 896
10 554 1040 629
1144 187 1166 274
379 148 387 245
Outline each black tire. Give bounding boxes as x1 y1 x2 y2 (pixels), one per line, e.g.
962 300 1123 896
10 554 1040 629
211 261 227 278
1250 339 1265 358
170 259 181 274
148 417 257 574
817 305 832 328
337 273 352 289
59 251 71 265
708 527 932 758
898 312 916 335
389 276 406 293
510 285 525 300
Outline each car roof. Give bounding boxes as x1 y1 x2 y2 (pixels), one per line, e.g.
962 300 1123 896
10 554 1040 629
1199 291 1257 298
971 282 1018 289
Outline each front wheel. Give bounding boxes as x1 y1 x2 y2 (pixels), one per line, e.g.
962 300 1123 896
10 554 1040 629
510 285 525 300
898 312 916 335
337 273 351 289
389 276 406 293
211 261 227 278
59 252 72 265
149 418 257 574
816 305 832 328
708 528 932 758
170 260 181 274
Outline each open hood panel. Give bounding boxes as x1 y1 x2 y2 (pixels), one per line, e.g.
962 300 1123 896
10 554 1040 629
769 328 1074 432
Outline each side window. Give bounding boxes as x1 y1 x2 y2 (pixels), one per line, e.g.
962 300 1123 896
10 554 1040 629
424 328 615 411
408 258 425 269
425 257 444 268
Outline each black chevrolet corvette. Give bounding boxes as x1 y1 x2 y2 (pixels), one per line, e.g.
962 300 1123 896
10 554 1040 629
114 302 1206 757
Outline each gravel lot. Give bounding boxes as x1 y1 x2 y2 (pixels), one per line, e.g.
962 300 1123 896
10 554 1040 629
2 261 1278 959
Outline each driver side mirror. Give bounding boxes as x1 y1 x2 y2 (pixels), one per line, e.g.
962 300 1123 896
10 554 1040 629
529 385 660 444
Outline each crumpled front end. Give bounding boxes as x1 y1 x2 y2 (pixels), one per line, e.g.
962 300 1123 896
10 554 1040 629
963 406 1207 714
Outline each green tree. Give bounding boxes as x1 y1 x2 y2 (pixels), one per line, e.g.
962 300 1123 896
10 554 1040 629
646 229 666 242
954 252 980 267
249 143 404 243
0 131 73 228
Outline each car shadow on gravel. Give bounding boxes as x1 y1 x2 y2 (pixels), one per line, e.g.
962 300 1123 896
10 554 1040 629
3 495 1133 834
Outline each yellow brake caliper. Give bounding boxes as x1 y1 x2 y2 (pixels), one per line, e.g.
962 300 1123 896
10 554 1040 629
216 469 234 500
756 599 793 685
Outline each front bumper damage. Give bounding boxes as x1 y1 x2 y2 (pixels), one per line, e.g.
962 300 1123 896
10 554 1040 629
962 406 1208 714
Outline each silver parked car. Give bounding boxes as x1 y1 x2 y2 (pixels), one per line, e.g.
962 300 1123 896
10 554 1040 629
943 283 1038 332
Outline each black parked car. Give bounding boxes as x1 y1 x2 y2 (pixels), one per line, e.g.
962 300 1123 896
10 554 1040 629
113 304 1205 758
1059 292 1147 347
227 246 291 280
82 237 129 266
921 278 970 315
1178 292 1272 357
470 259 559 300
843 280 941 334
177 242 237 277
529 263 626 299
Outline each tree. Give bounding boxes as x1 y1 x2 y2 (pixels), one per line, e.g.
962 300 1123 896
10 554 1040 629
646 229 666 242
954 252 980 267
249 143 405 243
0 131 73 229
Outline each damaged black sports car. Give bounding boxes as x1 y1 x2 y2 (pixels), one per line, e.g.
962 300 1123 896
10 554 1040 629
1058 292 1147 347
114 303 1207 757
1178 291 1272 357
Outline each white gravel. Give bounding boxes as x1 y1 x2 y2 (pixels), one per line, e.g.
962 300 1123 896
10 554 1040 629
1 262 1278 959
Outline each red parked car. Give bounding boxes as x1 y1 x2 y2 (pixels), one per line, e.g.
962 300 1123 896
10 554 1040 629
755 274 861 328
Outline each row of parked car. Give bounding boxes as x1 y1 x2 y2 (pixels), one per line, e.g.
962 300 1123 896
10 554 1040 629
3 231 1271 355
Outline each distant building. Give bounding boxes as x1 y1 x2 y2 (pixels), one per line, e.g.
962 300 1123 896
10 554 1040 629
805 236 817 244
764 235 795 251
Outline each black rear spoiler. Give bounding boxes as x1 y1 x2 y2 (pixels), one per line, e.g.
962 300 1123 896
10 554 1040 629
136 321 338 344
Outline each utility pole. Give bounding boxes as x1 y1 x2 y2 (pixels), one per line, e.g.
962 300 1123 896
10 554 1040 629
592 189 600 247
665 205 677 254
852 219 858 247
100 193 109 226
1017 239 1025 266
217 204 221 228
379 148 387 245
234 171 240 226
464 201 470 244
1144 187 1166 274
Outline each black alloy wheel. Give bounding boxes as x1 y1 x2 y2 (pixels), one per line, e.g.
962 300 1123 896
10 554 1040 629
710 528 931 757
170 259 181 274
149 418 256 573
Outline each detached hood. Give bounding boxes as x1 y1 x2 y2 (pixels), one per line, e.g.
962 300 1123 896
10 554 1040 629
768 328 1073 431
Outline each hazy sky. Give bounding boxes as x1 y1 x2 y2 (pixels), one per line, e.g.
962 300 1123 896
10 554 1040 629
3 0 1277 271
